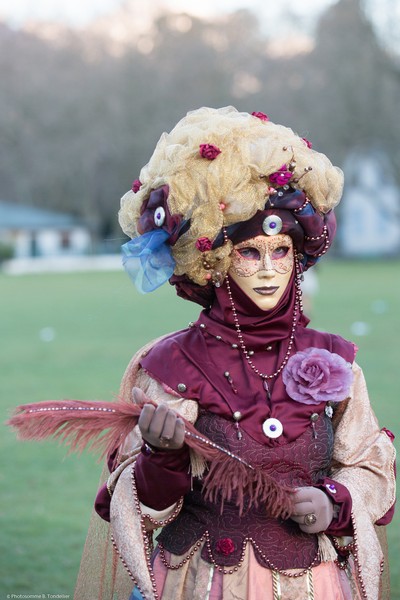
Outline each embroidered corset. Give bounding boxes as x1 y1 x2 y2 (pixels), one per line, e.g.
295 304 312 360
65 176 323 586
157 410 334 571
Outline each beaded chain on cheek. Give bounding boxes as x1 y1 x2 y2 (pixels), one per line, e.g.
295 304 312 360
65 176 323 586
223 230 304 402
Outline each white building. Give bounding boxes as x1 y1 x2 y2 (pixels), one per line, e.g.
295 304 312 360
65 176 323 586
0 202 91 258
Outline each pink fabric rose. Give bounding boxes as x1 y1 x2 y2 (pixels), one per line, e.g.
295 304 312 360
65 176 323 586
252 111 269 122
282 347 353 405
132 179 142 193
302 137 313 149
196 237 213 252
268 164 293 186
215 538 235 555
199 144 221 160
382 427 395 442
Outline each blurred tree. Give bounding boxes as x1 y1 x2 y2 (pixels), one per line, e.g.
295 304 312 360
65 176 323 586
307 0 400 163
0 0 399 246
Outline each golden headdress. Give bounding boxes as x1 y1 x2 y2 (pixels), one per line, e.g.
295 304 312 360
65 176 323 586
119 106 343 288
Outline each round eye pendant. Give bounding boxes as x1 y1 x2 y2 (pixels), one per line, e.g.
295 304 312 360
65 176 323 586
154 206 166 227
262 417 283 439
262 215 283 236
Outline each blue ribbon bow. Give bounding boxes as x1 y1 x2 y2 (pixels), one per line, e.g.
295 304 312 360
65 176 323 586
122 229 176 293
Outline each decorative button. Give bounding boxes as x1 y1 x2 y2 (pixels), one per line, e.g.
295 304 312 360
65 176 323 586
199 323 206 329
325 483 337 495
262 215 283 236
216 335 222 341
177 383 187 393
262 417 283 439
154 206 166 227
231 343 238 349
233 411 242 422
310 413 319 422
248 350 254 356
266 345 273 351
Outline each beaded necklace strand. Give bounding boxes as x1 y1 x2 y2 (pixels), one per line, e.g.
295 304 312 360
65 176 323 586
224 250 303 401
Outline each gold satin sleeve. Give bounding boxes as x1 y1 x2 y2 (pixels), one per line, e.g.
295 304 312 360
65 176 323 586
330 362 396 599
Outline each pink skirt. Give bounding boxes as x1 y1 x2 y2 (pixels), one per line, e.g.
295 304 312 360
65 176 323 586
151 542 362 600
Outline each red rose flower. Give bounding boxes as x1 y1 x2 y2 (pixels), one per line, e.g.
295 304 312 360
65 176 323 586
269 165 293 186
199 144 221 160
132 179 142 193
302 137 313 149
251 111 269 122
196 237 213 252
215 538 235 556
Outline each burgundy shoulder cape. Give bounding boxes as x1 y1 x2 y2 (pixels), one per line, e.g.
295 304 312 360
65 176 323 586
140 275 355 445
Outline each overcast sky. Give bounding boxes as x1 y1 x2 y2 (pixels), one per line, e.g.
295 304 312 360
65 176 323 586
2 0 398 55
0 0 337 29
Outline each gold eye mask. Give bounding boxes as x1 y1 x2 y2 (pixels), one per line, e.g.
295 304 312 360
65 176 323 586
230 234 294 277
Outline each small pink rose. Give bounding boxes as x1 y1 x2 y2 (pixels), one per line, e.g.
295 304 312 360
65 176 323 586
199 144 221 160
269 164 293 186
252 111 269 122
302 137 313 149
382 427 395 442
215 537 235 556
196 237 213 252
132 179 142 193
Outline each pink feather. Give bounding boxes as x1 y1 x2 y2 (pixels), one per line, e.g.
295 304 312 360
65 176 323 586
7 398 142 459
7 399 294 517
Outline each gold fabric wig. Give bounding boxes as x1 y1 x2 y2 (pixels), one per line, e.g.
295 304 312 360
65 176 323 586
119 106 343 286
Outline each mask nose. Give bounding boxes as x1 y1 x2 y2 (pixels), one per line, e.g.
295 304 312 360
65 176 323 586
261 249 275 272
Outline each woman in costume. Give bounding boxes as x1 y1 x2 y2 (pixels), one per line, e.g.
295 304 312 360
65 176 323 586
92 107 396 599
10 107 396 600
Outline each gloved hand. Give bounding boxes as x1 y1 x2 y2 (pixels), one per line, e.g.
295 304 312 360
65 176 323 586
290 486 334 533
134 388 185 450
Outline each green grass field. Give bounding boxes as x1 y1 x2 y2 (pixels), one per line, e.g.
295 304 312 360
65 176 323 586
1 260 399 597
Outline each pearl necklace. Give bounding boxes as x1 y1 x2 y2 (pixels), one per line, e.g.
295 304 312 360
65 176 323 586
224 251 303 400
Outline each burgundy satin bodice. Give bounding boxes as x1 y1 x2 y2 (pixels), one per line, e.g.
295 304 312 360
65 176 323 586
157 409 334 570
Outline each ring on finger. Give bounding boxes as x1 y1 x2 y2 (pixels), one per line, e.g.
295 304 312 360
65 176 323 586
159 436 171 447
304 513 317 526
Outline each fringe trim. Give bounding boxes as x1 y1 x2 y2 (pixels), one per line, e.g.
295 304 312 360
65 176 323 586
318 533 337 562
189 448 208 479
